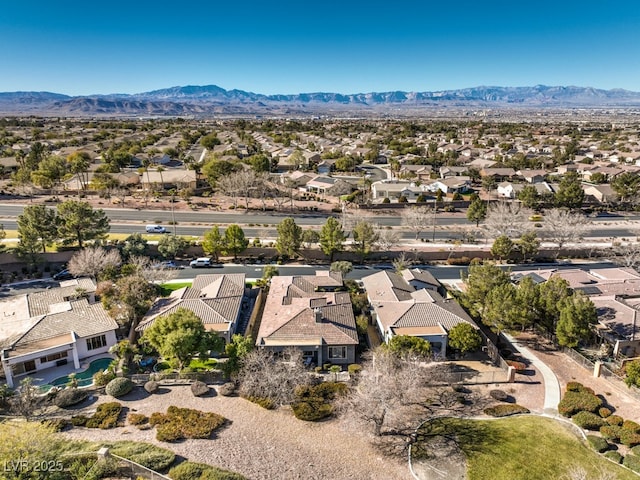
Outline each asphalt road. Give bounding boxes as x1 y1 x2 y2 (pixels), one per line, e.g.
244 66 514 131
0 204 636 240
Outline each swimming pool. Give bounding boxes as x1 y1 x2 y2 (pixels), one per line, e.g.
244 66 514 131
48 357 114 388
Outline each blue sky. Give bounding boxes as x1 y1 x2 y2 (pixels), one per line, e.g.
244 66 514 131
2 1 639 95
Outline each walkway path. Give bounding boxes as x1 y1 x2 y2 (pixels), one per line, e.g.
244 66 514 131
503 333 561 415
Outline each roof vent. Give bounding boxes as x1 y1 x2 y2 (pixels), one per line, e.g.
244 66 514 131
314 307 323 323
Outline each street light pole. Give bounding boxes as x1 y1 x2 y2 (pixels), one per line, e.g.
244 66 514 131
432 200 437 242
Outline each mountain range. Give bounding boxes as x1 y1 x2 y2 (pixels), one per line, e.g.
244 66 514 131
1 84 640 117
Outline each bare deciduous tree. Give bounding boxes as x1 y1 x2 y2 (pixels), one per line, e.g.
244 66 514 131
238 348 311 407
401 206 434 240
375 225 400 251
127 255 178 283
68 246 122 280
336 349 487 456
484 202 532 238
542 208 590 258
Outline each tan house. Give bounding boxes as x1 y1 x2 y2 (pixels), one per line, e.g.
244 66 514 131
362 269 479 355
137 274 247 343
0 279 117 388
256 272 358 366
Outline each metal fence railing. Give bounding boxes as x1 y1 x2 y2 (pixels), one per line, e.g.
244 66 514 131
111 453 172 480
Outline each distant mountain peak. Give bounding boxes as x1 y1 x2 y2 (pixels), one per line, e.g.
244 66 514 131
1 84 640 116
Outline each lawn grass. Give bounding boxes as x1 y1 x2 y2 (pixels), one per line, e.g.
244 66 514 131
158 281 192 296
414 416 636 480
188 357 218 371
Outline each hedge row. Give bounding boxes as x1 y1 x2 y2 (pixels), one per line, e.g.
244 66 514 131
558 390 602 417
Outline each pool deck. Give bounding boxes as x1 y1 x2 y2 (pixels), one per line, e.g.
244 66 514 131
21 354 115 388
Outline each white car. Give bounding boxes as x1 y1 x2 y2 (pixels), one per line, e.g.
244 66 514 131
190 257 212 268
145 225 167 233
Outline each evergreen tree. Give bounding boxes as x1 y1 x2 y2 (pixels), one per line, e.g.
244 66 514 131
275 217 302 258
319 216 346 262
224 224 248 260
56 200 109 248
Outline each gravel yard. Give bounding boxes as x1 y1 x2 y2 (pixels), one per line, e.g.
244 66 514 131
61 385 409 480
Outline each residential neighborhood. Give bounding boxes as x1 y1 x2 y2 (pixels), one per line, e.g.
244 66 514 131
3 116 640 479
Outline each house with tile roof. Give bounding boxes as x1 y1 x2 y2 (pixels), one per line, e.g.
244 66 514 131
256 271 358 366
361 268 479 355
0 278 118 387
136 273 247 344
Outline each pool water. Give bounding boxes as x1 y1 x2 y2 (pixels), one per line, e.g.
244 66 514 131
49 357 114 388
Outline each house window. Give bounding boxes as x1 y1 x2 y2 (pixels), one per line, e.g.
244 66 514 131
86 334 107 351
40 351 68 364
328 346 346 360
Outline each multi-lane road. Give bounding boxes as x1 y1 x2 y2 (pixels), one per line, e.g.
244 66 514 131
0 204 636 241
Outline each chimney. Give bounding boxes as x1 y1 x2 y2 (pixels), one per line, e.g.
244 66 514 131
314 307 323 323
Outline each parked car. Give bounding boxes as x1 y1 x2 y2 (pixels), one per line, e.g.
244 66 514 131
52 269 75 281
145 225 167 233
152 260 184 270
190 257 212 268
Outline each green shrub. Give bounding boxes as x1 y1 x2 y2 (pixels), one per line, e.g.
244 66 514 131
598 407 612 418
107 441 175 472
44 418 70 432
607 415 623 426
93 370 116 387
168 461 246 480
348 364 362 375
572 411 606 430
128 413 149 426
558 391 602 417
604 451 623 464
54 388 89 408
291 401 333 421
243 395 275 410
483 404 530 417
105 377 134 398
70 415 88 426
623 420 640 433
600 425 622 442
382 197 391 204
85 402 122 429
586 435 609 453
624 454 640 473
322 363 332 371
566 382 594 394
149 406 226 443
632 445 640 457
620 429 640 447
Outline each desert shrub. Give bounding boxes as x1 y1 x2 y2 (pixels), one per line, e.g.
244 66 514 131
607 415 624 426
572 411 606 430
168 461 246 480
348 364 362 375
382 197 391 204
191 381 209 397
70 415 88 426
604 451 623 464
128 413 149 426
54 388 89 408
243 395 275 410
218 382 236 397
144 381 159 394
586 435 609 453
598 407 612 418
566 382 595 394
291 401 333 421
558 391 602 417
93 370 116 387
44 418 70 432
105 377 134 398
620 429 640 448
322 363 332 371
489 389 509 402
149 406 226 443
624 454 640 473
623 420 640 433
291 382 347 422
107 441 176 472
600 425 622 442
483 404 529 417
85 402 122 429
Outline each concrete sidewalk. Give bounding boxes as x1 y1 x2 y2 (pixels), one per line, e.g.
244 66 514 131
504 333 561 415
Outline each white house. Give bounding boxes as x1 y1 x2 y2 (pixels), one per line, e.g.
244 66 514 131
0 279 118 388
